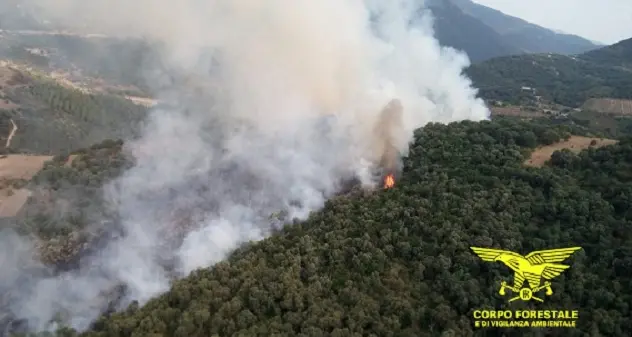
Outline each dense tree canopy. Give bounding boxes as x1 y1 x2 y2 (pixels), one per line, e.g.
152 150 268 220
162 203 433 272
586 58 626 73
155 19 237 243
0 73 147 154
1 15 631 337
13 118 632 337
579 37 632 70
467 53 632 107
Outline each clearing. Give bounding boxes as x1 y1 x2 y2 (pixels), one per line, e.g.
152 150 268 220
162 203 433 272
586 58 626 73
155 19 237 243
0 154 52 217
582 98 632 115
490 106 545 118
524 136 618 167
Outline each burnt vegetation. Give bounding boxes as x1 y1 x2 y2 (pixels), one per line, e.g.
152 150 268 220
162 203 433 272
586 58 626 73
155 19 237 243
8 117 632 337
9 139 131 265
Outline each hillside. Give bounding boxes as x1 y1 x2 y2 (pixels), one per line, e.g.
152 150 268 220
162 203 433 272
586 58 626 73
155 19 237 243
0 5 630 337
0 62 148 154
579 37 632 69
7 118 630 337
424 0 598 62
466 42 632 107
581 98 632 115
449 0 599 55
10 139 130 262
422 0 521 62
0 32 158 96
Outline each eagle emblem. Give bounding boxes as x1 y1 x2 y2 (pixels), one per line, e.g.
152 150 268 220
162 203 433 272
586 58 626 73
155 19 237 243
470 246 582 302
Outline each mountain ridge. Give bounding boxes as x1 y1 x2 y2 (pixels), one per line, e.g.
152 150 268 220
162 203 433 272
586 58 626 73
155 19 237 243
2 0 601 64
426 0 600 62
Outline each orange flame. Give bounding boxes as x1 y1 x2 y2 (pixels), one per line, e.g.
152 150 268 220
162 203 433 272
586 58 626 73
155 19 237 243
383 174 395 189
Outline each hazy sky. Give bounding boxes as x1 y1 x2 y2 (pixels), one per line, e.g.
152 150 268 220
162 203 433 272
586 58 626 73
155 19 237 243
471 0 632 44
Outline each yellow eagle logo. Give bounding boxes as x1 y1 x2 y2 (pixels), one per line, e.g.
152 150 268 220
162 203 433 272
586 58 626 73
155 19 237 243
470 246 582 302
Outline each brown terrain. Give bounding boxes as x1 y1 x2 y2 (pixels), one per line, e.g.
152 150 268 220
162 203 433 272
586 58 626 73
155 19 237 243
0 154 80 217
582 98 632 115
0 155 52 217
525 136 618 167
490 106 546 118
0 59 137 218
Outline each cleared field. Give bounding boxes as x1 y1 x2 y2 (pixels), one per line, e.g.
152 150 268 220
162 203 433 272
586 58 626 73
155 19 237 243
0 154 53 217
0 154 52 179
525 136 618 167
582 98 632 115
0 188 31 218
491 106 545 117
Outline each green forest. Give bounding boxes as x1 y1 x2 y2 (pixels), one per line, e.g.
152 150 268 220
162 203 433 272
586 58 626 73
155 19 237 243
13 117 632 337
466 38 632 107
2 11 632 337
13 139 132 265
0 73 147 154
466 53 632 107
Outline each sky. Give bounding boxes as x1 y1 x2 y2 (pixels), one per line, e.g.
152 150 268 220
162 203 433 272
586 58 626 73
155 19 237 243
471 0 632 44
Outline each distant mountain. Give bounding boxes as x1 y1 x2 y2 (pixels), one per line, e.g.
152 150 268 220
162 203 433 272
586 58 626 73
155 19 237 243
465 38 632 107
449 0 600 54
422 0 522 62
425 0 601 62
1 0 601 65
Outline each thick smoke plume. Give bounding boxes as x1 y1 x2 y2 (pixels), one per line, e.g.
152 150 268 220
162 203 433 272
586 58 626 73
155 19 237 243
375 98 405 177
1 0 489 333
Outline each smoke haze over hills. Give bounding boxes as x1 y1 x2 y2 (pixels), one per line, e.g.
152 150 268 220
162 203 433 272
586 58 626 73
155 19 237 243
1 0 489 333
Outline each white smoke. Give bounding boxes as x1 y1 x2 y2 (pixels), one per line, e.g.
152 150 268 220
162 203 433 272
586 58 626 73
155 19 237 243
2 0 489 333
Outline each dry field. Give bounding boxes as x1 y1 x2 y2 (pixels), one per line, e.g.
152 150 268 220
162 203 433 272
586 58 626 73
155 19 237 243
491 106 545 117
0 154 53 217
524 136 618 167
582 98 632 115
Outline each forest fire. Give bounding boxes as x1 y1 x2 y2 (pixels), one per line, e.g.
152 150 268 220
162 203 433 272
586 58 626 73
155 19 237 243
374 99 403 190
383 173 395 189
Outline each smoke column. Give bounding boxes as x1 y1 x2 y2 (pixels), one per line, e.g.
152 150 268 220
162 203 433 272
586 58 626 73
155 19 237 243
1 0 490 333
